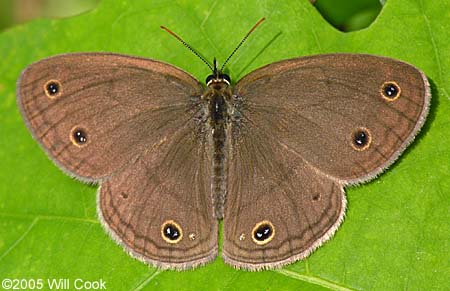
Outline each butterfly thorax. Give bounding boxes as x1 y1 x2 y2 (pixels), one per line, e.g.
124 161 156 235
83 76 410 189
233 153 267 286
204 80 233 219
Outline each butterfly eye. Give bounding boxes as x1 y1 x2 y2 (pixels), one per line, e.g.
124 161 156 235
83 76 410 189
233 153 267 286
205 74 215 85
381 81 401 101
44 80 62 99
351 128 372 151
221 73 231 84
252 220 275 245
161 220 183 244
70 127 88 147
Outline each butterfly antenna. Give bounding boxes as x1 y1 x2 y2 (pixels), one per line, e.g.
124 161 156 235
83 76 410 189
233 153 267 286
220 17 266 72
160 25 214 72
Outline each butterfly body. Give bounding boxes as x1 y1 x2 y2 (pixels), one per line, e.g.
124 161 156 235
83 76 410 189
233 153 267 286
17 52 430 270
201 78 233 218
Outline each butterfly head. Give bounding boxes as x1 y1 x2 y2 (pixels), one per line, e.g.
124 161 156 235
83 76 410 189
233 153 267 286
206 58 231 87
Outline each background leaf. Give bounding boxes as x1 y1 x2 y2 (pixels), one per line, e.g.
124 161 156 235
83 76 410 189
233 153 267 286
0 0 449 290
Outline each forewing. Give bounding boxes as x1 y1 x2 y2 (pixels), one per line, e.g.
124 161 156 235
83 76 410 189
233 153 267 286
17 53 203 182
234 54 430 184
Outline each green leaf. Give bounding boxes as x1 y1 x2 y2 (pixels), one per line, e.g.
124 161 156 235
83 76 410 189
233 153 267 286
314 0 382 31
0 0 449 290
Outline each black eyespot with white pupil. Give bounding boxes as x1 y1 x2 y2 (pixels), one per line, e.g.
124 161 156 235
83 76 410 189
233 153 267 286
47 82 59 94
252 220 275 245
381 82 401 100
254 224 272 241
161 220 183 243
44 80 62 98
354 131 367 146
164 224 180 240
352 128 371 151
72 129 88 145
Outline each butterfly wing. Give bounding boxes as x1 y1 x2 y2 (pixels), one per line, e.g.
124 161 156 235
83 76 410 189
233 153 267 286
17 53 203 182
98 121 217 269
222 127 346 270
17 53 218 269
222 54 430 269
232 54 430 184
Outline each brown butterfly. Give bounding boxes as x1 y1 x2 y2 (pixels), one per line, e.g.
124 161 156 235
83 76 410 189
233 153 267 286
16 18 430 270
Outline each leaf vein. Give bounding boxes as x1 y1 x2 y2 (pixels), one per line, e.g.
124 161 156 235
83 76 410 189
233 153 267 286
131 270 162 291
0 212 98 224
0 217 39 262
274 269 360 291
419 0 449 100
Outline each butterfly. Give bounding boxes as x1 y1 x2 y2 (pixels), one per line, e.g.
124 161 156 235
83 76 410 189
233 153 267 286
17 18 430 270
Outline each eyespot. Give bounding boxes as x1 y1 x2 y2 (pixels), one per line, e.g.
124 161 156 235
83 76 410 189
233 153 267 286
381 81 401 101
161 220 183 244
351 127 372 151
70 127 88 147
252 220 275 245
44 80 62 99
